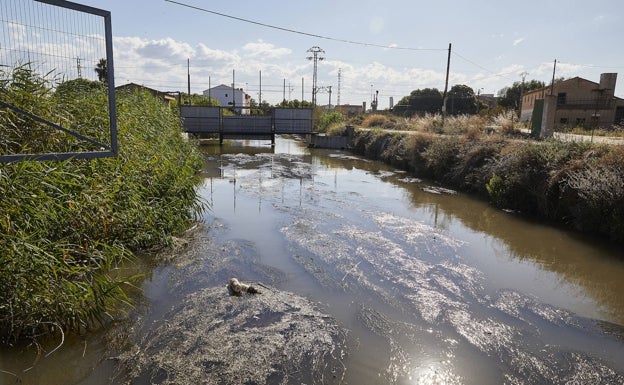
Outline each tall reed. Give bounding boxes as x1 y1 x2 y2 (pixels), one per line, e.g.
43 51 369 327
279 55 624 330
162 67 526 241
0 66 205 344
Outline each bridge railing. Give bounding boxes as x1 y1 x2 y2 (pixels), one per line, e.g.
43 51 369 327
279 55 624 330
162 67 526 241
179 106 220 133
180 106 313 136
223 115 272 133
274 108 313 133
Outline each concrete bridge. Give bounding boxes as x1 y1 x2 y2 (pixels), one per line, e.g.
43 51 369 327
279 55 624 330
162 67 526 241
180 106 313 145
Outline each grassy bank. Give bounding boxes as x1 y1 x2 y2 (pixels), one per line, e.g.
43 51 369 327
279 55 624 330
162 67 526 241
350 127 624 243
0 67 205 344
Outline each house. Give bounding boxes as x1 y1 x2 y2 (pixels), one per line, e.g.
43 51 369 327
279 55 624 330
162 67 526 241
520 73 624 129
336 104 364 116
477 93 497 109
203 84 251 115
115 83 176 105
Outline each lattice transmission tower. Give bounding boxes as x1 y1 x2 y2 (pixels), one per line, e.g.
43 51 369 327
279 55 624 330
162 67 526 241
306 46 324 106
337 68 341 109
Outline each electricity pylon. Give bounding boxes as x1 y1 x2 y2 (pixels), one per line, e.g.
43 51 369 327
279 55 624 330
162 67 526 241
306 46 325 106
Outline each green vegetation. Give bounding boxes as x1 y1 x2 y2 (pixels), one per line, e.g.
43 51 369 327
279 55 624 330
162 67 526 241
0 66 205 344
351 122 624 243
315 110 345 133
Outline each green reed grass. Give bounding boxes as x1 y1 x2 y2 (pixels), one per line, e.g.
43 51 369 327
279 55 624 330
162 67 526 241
0 66 206 344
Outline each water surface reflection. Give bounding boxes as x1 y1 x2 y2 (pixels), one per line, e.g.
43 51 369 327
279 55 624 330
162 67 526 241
195 138 624 384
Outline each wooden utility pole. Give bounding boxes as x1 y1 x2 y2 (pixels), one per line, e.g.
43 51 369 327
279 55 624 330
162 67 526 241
550 59 557 95
442 43 452 126
519 71 528 116
259 70 262 107
232 69 235 110
187 58 191 105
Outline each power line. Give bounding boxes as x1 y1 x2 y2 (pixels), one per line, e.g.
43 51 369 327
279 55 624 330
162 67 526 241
452 50 516 81
164 0 446 52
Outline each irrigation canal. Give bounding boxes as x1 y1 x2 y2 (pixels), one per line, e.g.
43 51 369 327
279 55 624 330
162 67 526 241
2 137 624 384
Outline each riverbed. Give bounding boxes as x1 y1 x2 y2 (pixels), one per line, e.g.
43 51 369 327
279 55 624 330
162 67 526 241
2 137 623 384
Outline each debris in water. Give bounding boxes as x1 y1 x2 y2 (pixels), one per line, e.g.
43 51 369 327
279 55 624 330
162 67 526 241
227 277 260 295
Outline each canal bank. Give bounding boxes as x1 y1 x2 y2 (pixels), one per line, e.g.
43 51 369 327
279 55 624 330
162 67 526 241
348 128 624 244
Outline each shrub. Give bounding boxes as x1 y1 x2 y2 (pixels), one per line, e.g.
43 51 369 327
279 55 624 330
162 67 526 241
564 147 624 241
316 110 345 132
0 68 205 343
486 174 507 206
421 137 461 181
362 113 389 128
351 126 624 242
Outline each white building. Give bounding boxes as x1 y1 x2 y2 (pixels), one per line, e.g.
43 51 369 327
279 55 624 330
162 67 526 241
203 84 251 114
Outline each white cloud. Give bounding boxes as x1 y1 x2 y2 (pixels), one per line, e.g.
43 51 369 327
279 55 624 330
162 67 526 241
105 35 524 106
196 43 240 63
135 37 194 60
513 37 525 46
242 40 291 59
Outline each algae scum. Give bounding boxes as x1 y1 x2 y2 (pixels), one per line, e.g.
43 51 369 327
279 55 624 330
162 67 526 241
112 139 624 384
118 230 347 385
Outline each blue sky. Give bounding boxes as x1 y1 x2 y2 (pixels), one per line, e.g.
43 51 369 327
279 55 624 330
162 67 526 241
76 0 624 108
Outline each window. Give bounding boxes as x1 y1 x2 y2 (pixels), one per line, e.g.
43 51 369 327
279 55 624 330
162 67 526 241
560 118 568 124
576 118 586 125
225 93 228 97
557 92 567 105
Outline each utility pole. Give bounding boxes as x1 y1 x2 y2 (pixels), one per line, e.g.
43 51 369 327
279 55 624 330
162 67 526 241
328 85 332 108
519 71 528 116
208 76 211 104
259 70 262 107
283 78 286 105
301 77 304 103
76 57 82 78
232 69 235 110
187 58 191 105
550 59 557 95
442 43 452 126
306 46 325 106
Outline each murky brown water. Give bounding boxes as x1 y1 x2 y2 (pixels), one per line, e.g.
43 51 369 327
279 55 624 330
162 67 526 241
2 137 624 384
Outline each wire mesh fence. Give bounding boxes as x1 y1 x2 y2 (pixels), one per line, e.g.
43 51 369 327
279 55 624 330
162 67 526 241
0 0 116 162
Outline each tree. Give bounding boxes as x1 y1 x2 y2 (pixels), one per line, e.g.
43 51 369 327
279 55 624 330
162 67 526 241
189 94 219 106
396 95 410 106
447 84 476 115
95 58 107 83
497 79 545 109
55 78 104 98
393 88 443 116
392 88 442 115
410 88 443 114
281 99 313 109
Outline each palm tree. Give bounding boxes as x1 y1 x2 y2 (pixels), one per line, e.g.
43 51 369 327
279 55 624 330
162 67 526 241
95 58 107 83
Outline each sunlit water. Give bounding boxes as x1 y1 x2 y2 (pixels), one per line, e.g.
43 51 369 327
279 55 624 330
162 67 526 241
2 137 624 384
